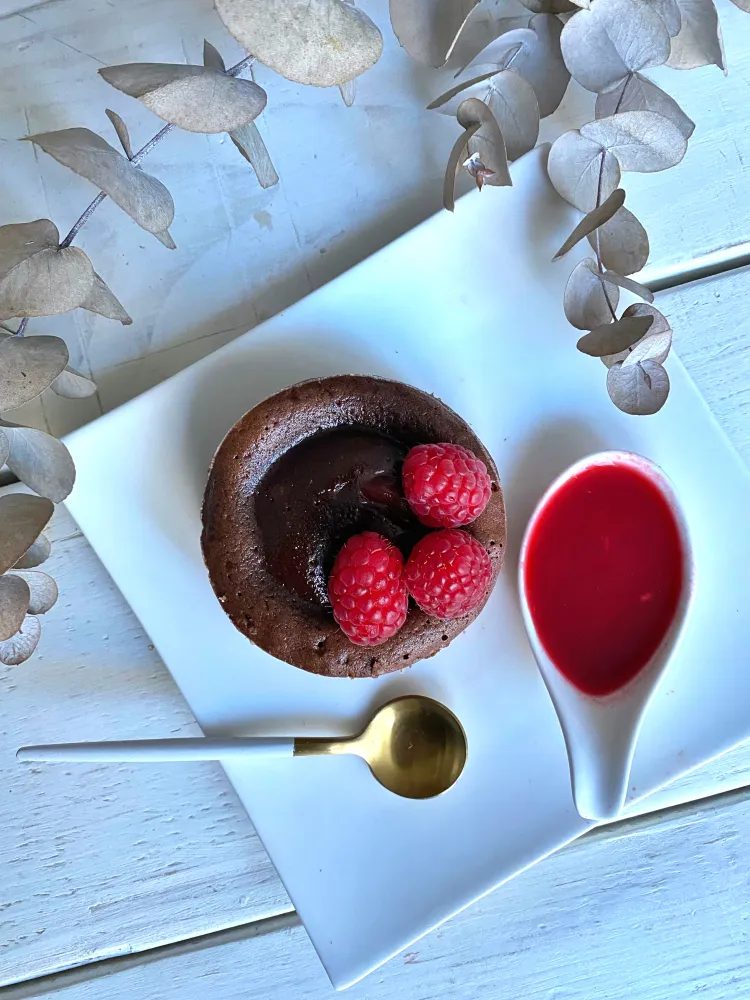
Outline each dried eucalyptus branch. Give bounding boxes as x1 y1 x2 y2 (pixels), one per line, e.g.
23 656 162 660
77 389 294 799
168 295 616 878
54 56 254 258
215 0 382 85
0 2 389 662
424 0 740 415
0 2 383 660
0 48 267 661
0 494 54 664
589 75 631 324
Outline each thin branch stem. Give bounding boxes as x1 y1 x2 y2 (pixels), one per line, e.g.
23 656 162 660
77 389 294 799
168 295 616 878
130 122 174 166
58 191 107 249
504 43 523 70
594 160 617 321
19 53 256 332
594 72 632 323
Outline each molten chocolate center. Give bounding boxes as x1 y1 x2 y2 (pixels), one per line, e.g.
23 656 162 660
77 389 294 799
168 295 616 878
255 426 427 606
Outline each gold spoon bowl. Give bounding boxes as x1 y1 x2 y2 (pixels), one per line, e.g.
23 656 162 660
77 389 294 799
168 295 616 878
295 696 467 799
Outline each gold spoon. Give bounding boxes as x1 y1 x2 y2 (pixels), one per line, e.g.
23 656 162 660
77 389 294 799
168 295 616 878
17 695 467 800
295 695 467 799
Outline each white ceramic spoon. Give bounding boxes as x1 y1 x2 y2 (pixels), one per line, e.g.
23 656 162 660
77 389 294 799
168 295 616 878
519 451 695 823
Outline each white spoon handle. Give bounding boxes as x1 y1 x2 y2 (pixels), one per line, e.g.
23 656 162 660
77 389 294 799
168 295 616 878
16 737 295 763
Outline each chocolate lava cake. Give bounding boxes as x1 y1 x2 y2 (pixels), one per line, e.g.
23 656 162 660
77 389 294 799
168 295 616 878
201 375 506 677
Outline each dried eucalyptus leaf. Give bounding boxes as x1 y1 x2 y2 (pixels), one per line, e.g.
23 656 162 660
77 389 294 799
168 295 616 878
428 71 500 111
339 0 364 92
230 122 279 189
596 74 695 140
577 314 653 356
27 130 174 240
652 0 683 35
203 39 226 72
339 78 357 107
51 366 98 399
667 0 726 71
0 494 53 576
601 303 672 366
461 42 527 84
481 71 539 162
588 206 650 275
599 330 672 368
432 70 539 162
100 64 267 132
215 0 382 85
0 334 69 410
3 425 76 503
105 108 133 159
0 574 30 641
13 534 51 570
600 348 630 368
9 570 58 615
565 258 619 330
547 131 621 212
0 430 8 469
594 268 654 302
622 302 671 335
607 359 669 414
599 270 654 302
623 330 673 366
581 111 688 173
153 230 177 250
0 614 41 665
0 247 93 320
0 220 94 321
554 188 625 260
390 0 479 68
444 123 479 212
522 13 571 119
82 272 132 325
560 0 671 93
519 0 577 11
458 99 511 188
452 15 534 76
463 15 569 118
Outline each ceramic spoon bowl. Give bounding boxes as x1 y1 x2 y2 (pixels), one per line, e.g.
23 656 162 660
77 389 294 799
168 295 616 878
518 451 695 823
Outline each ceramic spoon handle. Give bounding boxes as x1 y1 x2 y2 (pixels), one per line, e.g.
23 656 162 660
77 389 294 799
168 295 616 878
16 737 295 763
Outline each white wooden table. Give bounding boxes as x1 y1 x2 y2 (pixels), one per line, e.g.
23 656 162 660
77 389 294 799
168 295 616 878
3 1 750 997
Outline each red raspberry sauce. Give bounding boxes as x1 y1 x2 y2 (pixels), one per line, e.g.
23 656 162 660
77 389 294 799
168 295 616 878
523 463 683 696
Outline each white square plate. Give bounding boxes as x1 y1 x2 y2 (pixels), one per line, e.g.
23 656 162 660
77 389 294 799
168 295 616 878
65 149 750 989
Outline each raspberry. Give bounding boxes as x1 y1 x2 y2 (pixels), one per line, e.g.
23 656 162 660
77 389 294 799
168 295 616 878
405 529 492 620
402 443 492 528
328 531 408 645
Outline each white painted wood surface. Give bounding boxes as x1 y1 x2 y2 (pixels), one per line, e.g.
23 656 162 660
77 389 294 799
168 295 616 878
2 0 750 438
656 267 750 462
9 789 750 1000
3 0 750 995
